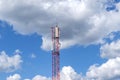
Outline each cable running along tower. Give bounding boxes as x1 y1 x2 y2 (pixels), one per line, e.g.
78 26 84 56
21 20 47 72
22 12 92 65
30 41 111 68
52 26 60 80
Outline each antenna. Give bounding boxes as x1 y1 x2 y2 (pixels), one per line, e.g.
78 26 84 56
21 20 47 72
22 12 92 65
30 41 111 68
51 25 60 80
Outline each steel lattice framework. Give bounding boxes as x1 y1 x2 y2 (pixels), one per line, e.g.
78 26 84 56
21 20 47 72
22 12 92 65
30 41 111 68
52 26 60 80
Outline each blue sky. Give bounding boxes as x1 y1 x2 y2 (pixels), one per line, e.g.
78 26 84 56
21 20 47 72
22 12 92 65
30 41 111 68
0 22 104 79
0 0 120 80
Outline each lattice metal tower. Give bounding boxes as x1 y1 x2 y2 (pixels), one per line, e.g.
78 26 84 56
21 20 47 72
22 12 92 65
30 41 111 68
51 26 60 80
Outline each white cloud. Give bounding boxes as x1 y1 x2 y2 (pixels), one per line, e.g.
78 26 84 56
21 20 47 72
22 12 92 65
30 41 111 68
32 75 50 80
41 36 52 51
61 66 83 80
24 79 30 80
14 49 22 55
1 0 120 50
0 51 22 72
11 66 83 80
100 39 120 59
7 64 120 80
7 74 21 80
86 57 120 80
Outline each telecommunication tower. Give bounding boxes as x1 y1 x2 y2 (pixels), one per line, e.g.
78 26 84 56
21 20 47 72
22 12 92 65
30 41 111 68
51 26 60 80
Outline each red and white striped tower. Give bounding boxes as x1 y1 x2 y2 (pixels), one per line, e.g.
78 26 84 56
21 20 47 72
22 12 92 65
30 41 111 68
51 25 60 80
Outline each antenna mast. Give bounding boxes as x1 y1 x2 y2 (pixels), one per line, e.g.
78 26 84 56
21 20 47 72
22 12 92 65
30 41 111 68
52 25 60 80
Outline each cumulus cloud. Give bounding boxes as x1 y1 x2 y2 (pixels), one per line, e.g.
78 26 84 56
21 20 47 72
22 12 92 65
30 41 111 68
30 66 83 80
61 66 83 80
11 66 83 80
0 0 120 50
32 75 50 80
86 37 120 80
6 74 21 80
86 57 120 80
7 64 120 80
32 66 83 80
0 51 22 72
100 39 120 59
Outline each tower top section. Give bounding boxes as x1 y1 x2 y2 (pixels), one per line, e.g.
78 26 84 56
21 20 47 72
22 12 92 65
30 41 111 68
54 26 60 38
